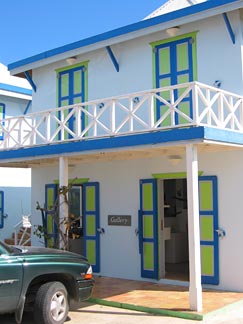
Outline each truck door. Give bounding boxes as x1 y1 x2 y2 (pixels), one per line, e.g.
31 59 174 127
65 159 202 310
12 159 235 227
0 251 23 312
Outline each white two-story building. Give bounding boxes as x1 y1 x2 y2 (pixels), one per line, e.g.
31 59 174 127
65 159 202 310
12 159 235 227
4 0 243 311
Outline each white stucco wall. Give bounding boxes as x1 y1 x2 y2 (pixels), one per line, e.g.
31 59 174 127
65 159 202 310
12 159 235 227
30 9 243 113
0 94 30 117
0 168 31 240
31 149 243 291
0 64 32 241
0 63 30 89
27 8 243 292
0 186 31 241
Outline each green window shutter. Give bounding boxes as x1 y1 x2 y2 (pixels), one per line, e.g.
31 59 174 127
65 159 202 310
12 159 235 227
45 184 58 248
199 176 219 285
83 182 100 272
139 179 159 279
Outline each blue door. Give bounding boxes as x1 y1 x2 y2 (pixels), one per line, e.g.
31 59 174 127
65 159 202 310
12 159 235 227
57 65 87 137
83 182 100 273
199 176 219 285
0 191 4 228
154 36 195 126
139 179 159 279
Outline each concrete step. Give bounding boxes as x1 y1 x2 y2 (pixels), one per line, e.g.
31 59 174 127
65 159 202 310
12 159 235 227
5 228 31 246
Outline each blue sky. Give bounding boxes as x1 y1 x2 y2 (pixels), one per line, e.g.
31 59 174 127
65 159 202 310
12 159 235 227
1 0 166 66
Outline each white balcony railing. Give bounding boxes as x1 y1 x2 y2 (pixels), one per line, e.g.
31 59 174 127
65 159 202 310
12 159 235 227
0 81 243 150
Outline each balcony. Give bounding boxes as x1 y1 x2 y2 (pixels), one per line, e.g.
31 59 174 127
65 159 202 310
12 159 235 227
0 81 243 151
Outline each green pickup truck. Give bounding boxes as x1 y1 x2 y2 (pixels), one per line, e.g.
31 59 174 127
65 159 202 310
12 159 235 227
0 240 94 324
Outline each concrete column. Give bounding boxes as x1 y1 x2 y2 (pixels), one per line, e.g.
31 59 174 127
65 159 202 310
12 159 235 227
186 144 202 311
59 156 69 248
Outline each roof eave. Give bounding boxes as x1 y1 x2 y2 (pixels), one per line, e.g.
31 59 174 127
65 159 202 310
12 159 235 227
8 0 243 76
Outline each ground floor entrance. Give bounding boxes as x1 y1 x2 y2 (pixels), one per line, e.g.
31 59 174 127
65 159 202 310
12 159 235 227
161 178 189 281
44 181 101 273
139 175 219 285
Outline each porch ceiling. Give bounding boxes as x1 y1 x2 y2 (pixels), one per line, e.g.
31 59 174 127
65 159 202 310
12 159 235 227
0 141 241 168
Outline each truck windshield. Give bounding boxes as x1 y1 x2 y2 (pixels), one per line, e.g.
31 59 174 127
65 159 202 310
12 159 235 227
0 240 13 254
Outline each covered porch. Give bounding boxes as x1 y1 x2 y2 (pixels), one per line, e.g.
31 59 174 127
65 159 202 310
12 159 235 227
0 82 243 313
90 276 243 321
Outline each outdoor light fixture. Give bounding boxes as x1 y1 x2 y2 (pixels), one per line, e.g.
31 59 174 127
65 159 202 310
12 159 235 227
133 97 140 104
168 155 182 166
166 26 180 37
66 56 77 65
213 80 222 88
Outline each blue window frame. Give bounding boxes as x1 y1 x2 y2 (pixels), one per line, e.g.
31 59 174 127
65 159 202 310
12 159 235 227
58 66 86 135
0 103 6 140
154 37 194 125
0 191 4 228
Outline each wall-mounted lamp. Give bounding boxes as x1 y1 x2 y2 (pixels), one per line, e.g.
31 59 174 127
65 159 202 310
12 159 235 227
166 26 180 37
66 56 77 65
68 164 75 170
98 102 105 109
168 155 182 166
213 80 222 88
133 97 140 104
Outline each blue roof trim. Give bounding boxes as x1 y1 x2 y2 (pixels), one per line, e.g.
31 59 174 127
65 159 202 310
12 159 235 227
204 127 243 144
0 127 205 161
0 83 32 96
8 0 239 71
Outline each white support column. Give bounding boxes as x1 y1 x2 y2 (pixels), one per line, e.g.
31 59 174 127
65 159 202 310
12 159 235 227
59 156 69 248
186 144 203 311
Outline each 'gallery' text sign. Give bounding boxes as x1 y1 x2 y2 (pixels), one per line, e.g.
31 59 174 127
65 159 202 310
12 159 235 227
108 215 131 226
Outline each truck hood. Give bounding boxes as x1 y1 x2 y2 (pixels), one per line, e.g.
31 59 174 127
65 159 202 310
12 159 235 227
12 245 88 261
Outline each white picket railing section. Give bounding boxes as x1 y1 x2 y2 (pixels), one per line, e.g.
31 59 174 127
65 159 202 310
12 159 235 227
0 81 243 150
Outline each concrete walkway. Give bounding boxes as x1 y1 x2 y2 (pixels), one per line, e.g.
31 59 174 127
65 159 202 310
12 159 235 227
1 302 243 324
2 277 243 323
91 276 243 321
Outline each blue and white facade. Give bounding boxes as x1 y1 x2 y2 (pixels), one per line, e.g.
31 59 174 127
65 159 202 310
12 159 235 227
5 0 243 311
0 63 31 240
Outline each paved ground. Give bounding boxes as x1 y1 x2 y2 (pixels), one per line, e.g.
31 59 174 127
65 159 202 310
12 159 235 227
1 302 243 324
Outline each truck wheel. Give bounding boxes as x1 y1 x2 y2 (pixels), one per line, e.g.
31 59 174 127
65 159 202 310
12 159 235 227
34 281 69 324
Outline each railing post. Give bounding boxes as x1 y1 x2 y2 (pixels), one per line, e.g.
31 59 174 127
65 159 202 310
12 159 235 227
240 99 243 131
31 117 36 145
111 99 116 134
4 121 9 149
18 117 22 147
218 92 224 127
229 96 234 130
46 112 51 143
192 83 199 125
206 88 211 125
129 98 134 132
170 89 175 126
75 105 81 138
60 109 65 141
148 94 155 129
93 104 97 137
